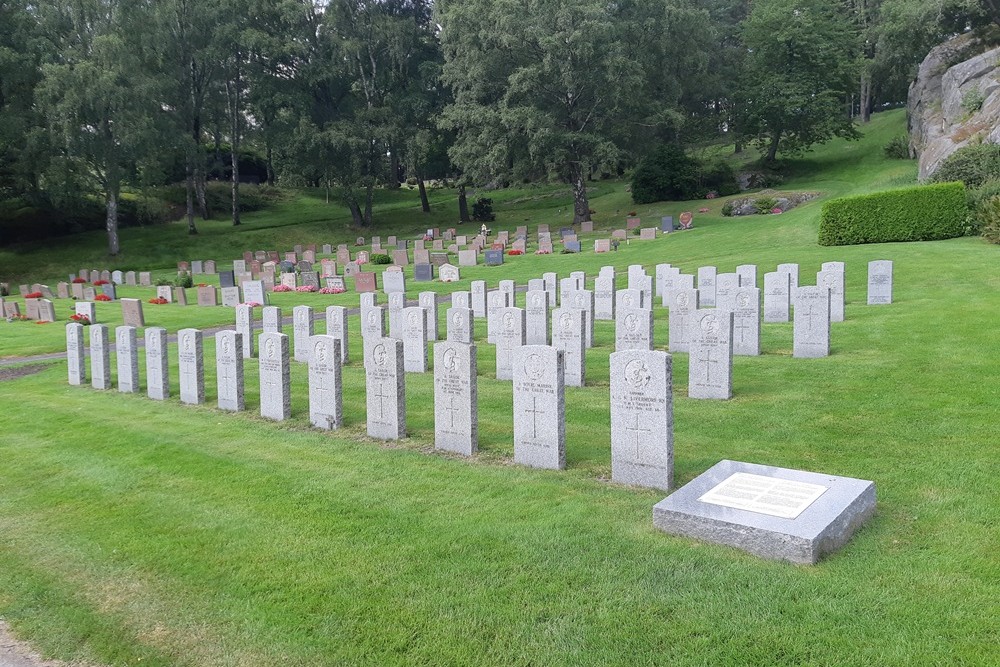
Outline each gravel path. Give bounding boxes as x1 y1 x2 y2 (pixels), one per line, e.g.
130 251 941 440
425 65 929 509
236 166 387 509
0 620 96 667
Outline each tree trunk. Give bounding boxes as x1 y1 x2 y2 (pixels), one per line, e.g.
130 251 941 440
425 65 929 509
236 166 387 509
348 197 364 227
325 179 331 205
195 164 209 219
364 182 374 226
105 186 120 256
231 148 241 226
388 148 400 189
458 184 470 222
266 143 275 185
766 132 781 163
418 178 430 213
186 161 198 235
570 164 590 224
860 73 872 123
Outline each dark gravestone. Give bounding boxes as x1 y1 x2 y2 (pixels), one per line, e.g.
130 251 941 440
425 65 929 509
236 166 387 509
414 264 434 282
219 271 236 288
661 216 674 232
564 241 581 253
355 272 377 293
485 250 504 266
101 283 117 300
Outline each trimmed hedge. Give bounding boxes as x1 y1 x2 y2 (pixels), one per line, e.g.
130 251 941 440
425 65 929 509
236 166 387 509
818 182 967 246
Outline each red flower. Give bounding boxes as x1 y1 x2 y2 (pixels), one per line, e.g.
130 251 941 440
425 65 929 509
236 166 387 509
72 278 87 284
95 294 112 301
148 297 168 304
507 249 524 256
93 279 109 286
25 291 43 299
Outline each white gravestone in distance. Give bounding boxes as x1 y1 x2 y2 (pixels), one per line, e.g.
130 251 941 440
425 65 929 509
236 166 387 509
793 286 831 358
325 306 350 363
763 271 790 323
177 328 205 404
732 287 761 356
867 260 893 305
293 305 314 362
66 323 86 386
666 288 698 353
446 307 474 344
216 331 245 412
615 306 654 352
402 306 428 373
145 328 169 400
259 332 292 420
115 325 139 393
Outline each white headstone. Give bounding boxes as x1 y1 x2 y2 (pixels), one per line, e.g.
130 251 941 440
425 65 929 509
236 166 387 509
293 305 314 362
697 266 717 307
667 288 699 353
434 341 478 455
688 310 733 400
513 345 565 470
867 260 893 305
309 335 343 429
178 328 205 404
732 287 761 356
145 328 169 400
610 349 673 491
793 287 831 358
763 271 791 323
259 332 292 420
115 325 139 393
495 307 526 380
552 307 586 387
325 306 350 363
402 306 428 372
366 337 405 440
216 331 245 412
615 307 653 351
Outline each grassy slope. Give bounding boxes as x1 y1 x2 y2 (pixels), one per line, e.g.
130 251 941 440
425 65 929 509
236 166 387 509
1 109 998 666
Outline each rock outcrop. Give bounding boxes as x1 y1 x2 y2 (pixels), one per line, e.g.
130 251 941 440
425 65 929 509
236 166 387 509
909 31 1000 180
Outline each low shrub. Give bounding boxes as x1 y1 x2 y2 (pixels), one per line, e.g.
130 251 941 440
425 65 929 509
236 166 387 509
883 136 911 159
980 196 1000 244
369 253 392 265
175 272 193 288
931 143 1000 188
753 197 778 214
472 198 495 222
819 181 967 246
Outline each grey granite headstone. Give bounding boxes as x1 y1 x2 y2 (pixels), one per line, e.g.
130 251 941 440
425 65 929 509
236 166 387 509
458 249 478 266
145 328 169 400
552 307 586 387
293 305 314 362
259 332 292 420
101 283 117 301
309 335 343 429
594 276 616 321
559 277 578 306
178 328 205 404
418 292 439 341
867 260 893 305
197 285 218 307
446 307 474 344
115 325 139 393
451 291 471 310
383 270 406 294
732 287 761 356
615 306 653 351
486 289 508 343
763 271 790 323
66 323 86 385
216 331 245 412
402 306 428 373
688 309 733 400
387 292 406 340
610 349 673 491
125 271 136 286
324 306 349 363
654 264 672 298
366 337 405 440
361 305 387 370
715 273 740 311
821 261 845 273
666 288 698 353
156 285 172 303
90 324 111 390
617 288 643 311
818 269 845 322
139 272 151 286
543 272 558 307
75 301 96 324
793 286 831 358
697 266 717 307
414 263 434 281
498 279 516 307
525 290 550 345
235 304 257 358
568 289 595 348
652 459 876 565
434 341 478 456
242 280 266 306
736 264 758 288
37 299 56 322
263 306 282 334
439 263 459 282
495 307 526 380
111 270 123 285
777 263 799 293
513 345 565 470
221 286 240 307
471 280 487 318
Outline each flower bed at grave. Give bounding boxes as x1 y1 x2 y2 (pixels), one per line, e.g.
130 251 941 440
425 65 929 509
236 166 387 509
8 314 30 322
272 285 292 292
72 277 87 284
34 320 50 324
535 249 551 255
69 314 91 325
507 249 524 256
242 302 262 308
296 285 317 292
93 279 109 285
148 297 168 304
25 291 43 299
197 283 209 288
318 287 345 295
95 294 112 301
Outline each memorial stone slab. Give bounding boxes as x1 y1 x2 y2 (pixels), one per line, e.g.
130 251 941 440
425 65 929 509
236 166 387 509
732 287 761 356
594 239 611 253
300 271 320 290
178 328 205 404
688 309 733 400
639 228 656 241
414 263 434 282
569 289 595 348
221 287 240 307
387 292 406 340
793 286 831 358
867 260 893 305
392 249 409 266
418 292 439 341
446 307 474 344
112 270 123 285
615 306 654 351
383 270 406 294
361 305 387 370
458 250 478 267
763 272 791 323
235 304 256 358
204 260 216 274
75 301 96 324
610 349 673 490
37 299 56 322
355 272 377 293
737 264 758 288
498 280 516 307
777 263 799 293
83 287 97 301
495 307 526 380
125 271 137 286
293 305 315 362
219 271 236 289
525 290 550 345
259 332 292 420
617 288 643 311
715 273 740 311
486 289 508 343
115 326 139 393
652 459 876 565
66 323 86 386
543 272 558 307
365 337 405 440
513 345 566 470
216 331 245 412
324 306 350 363
594 276 616 320
822 261 845 273
309 335 343 429
145 328 169 400
451 291 471 310
89 324 111 390
197 285 218 307
402 307 428 373
242 280 266 306
552 307 586 387
262 305 282 334
174 287 189 306
661 216 674 232
818 269 845 322
72 283 85 299
100 270 112 283
697 266 717 307
24 298 39 320
280 273 298 289
156 286 172 302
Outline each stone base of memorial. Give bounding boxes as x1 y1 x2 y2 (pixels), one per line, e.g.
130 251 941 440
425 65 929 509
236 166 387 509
652 460 875 565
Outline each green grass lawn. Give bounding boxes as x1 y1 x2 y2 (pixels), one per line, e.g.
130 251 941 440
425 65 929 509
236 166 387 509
1 110 998 665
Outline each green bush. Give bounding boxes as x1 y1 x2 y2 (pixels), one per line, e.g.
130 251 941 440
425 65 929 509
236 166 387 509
370 253 392 265
753 197 778 214
175 272 193 288
818 182 968 246
699 159 741 197
631 144 700 204
721 201 735 217
883 136 911 159
931 143 1000 188
471 198 495 222
980 196 1000 244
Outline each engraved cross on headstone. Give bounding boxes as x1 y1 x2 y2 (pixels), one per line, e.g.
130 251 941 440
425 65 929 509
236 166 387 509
373 382 391 419
700 349 718 383
626 414 651 459
525 396 544 439
445 395 460 428
735 320 751 343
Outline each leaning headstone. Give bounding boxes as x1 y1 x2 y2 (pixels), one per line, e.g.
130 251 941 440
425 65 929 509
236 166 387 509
174 286 189 306
402 306 428 373
818 269 845 322
365 337 405 440
697 266 717 307
732 287 761 356
115 326 140 393
262 305 282 334
495 307 526 380
75 301 96 324
446 307 474 344
216 331 245 412
37 299 56 322
66 323 86 386
654 459 877 565
763 272 791 323
688 309 733 400
471 280 487 318
513 345 566 470
418 292 439 341
145 328 169 400
293 305 314 362
235 304 256 358
324 306 349 363
177 328 205 405
610 349 673 491
552 307 586 387
90 324 111 389
867 260 893 305
615 306 654 351
255 330 292 422
524 290 550 345
793 286 831 358
308 335 343 429
120 298 145 327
